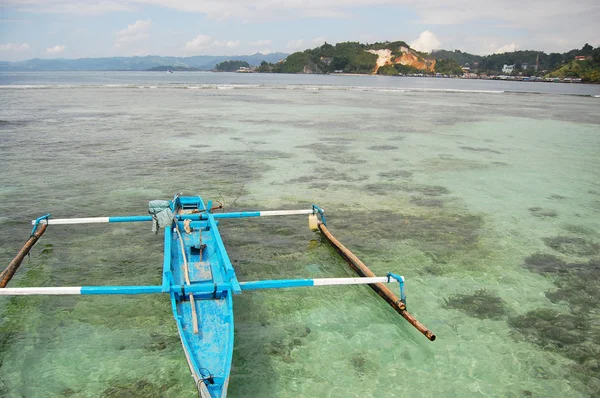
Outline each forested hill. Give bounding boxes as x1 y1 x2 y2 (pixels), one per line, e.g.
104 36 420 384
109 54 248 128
257 41 434 74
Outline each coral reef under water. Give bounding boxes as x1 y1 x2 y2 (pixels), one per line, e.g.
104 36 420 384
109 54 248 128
410 196 444 208
102 380 165 398
443 289 508 319
528 207 558 218
543 236 600 256
331 209 483 263
517 249 600 395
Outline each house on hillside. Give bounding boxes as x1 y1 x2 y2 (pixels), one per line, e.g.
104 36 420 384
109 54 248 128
502 64 515 74
320 57 333 65
575 56 592 61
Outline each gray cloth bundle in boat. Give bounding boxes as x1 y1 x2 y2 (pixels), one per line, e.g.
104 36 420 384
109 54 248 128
148 200 174 233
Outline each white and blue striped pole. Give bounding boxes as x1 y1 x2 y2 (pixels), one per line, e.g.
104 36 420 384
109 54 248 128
32 210 317 226
240 276 399 290
0 276 401 296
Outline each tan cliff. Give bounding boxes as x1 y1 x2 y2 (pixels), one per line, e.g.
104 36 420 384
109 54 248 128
368 46 435 73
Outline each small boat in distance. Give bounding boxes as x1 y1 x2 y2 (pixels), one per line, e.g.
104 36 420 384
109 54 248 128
167 70 173 74
0 194 435 397
235 67 254 73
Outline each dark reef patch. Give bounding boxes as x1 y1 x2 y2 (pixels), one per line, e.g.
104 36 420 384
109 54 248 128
460 146 502 154
543 236 600 256
351 355 367 374
0 377 7 396
548 194 567 200
364 183 450 197
144 333 180 352
562 224 597 237
509 309 588 348
263 324 312 364
410 197 444 208
320 167 365 183
378 170 413 179
388 135 406 141
332 210 483 262
546 269 600 313
363 183 400 196
443 289 507 319
510 252 600 396
296 143 365 165
367 145 398 151
523 253 567 274
408 184 450 196
102 380 165 398
286 175 314 184
528 207 558 218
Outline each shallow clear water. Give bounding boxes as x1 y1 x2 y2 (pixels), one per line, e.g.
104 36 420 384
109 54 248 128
0 73 599 397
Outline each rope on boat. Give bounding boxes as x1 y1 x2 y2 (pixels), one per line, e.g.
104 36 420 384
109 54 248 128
318 222 436 342
1 222 48 288
174 222 200 334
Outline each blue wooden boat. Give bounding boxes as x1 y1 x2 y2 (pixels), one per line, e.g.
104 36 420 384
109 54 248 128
0 194 434 397
169 195 238 397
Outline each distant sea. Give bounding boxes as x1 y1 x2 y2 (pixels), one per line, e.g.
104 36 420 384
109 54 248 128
1 72 599 397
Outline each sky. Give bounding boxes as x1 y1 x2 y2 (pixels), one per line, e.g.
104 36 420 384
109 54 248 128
1 0 599 61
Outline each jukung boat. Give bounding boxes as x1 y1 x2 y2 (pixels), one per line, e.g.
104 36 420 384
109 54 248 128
0 194 435 397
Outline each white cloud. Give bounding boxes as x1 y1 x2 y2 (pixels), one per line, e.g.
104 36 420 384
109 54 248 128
115 19 151 48
286 39 304 50
184 35 240 54
45 44 65 54
2 0 599 55
410 31 441 53
312 36 326 46
494 42 517 54
250 40 272 47
10 1 133 15
185 34 212 51
0 42 30 51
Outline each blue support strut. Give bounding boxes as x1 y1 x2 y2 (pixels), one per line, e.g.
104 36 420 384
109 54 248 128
387 272 406 306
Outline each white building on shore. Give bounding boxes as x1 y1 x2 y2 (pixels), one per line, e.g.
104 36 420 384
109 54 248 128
502 64 515 74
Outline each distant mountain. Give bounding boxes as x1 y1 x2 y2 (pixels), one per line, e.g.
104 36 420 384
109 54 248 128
0 53 288 71
145 65 203 71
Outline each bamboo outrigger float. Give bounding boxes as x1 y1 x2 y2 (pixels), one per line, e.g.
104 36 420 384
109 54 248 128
0 194 435 397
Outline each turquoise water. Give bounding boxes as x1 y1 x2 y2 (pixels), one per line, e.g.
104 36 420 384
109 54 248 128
0 73 599 397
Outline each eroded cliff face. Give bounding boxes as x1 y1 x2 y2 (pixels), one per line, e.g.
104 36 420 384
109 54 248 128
368 46 435 73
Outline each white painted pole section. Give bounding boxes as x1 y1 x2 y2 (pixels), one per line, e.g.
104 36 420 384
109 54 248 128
313 277 394 286
32 217 110 225
259 210 315 216
0 287 82 295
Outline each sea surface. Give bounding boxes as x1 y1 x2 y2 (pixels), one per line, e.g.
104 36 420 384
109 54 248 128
0 72 599 397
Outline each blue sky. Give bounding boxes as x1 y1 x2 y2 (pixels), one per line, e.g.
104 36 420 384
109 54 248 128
1 0 599 61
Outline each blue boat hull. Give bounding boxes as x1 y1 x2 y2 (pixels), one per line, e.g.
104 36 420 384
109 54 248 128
168 196 235 397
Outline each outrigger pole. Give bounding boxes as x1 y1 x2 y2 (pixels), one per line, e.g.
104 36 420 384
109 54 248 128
2 204 436 341
0 214 49 288
319 222 436 341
